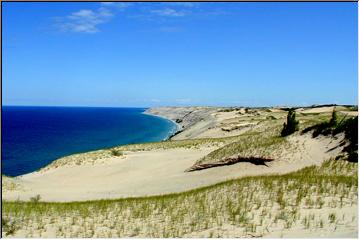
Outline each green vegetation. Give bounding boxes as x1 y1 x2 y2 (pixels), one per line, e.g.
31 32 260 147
192 123 287 169
217 107 243 112
193 134 285 168
115 136 234 151
110 149 123 157
2 159 357 237
2 217 18 236
346 105 358 111
192 110 340 170
281 110 299 137
2 175 21 191
329 109 338 127
328 213 336 223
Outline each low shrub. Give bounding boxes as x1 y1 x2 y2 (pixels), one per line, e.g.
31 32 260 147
281 110 299 137
110 149 123 157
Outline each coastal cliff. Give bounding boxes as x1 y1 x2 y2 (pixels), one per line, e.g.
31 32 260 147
145 107 218 140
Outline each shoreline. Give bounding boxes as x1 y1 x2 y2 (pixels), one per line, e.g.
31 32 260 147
4 109 185 179
5 105 356 179
2 107 356 194
142 110 183 141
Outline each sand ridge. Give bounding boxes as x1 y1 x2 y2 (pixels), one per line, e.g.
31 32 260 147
3 133 344 202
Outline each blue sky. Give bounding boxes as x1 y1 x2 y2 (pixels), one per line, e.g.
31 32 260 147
2 2 358 107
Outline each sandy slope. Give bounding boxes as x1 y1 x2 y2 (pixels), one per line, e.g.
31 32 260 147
3 133 343 202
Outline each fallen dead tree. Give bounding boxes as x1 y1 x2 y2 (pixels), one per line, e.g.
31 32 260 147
185 156 274 172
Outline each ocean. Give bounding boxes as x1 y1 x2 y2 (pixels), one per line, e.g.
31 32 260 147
2 106 177 177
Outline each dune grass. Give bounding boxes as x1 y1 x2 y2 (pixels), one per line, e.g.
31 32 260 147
2 158 357 237
194 111 346 169
190 119 289 169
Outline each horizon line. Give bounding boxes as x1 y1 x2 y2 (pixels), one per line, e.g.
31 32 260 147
2 103 358 109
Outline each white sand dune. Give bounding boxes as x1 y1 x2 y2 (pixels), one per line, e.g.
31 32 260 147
3 134 343 202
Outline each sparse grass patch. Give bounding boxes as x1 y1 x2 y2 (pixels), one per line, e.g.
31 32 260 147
191 123 287 169
2 159 357 237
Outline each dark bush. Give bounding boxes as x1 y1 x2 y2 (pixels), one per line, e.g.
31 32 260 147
281 110 299 137
175 118 182 123
337 116 358 162
329 109 338 127
110 149 123 157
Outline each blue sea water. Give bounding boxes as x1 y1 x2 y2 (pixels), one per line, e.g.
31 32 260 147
2 106 177 177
